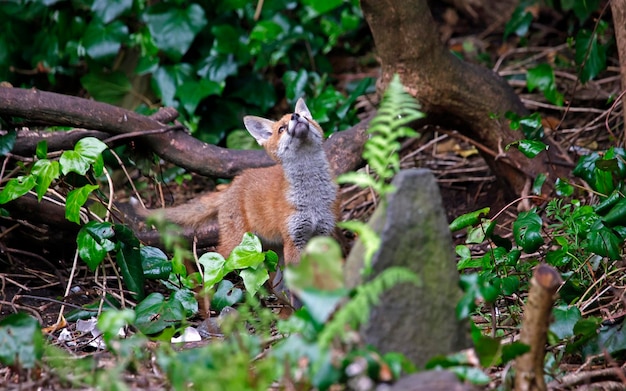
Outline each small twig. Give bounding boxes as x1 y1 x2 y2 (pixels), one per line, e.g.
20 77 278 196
108 148 145 209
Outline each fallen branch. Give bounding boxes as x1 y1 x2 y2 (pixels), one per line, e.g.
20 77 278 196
0 86 368 178
514 264 563 391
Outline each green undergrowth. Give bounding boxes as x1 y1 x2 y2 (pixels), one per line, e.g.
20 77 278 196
0 75 425 390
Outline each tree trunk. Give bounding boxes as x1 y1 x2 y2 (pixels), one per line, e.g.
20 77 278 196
360 0 570 197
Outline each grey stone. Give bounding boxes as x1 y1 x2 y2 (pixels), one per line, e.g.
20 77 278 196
345 169 469 367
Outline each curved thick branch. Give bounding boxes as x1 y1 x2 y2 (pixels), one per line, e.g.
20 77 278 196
0 87 366 177
360 0 570 196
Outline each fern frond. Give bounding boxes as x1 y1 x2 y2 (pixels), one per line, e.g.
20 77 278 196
318 266 421 347
360 74 424 193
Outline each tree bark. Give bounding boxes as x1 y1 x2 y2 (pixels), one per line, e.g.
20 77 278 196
360 0 570 197
514 264 562 391
0 86 367 178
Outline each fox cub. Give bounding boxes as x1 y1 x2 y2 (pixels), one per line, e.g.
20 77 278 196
150 98 338 267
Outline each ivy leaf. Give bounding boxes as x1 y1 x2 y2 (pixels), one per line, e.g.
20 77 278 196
226 233 265 270
513 210 544 253
31 159 60 201
0 175 36 204
35 140 48 159
197 53 239 83
66 184 99 224
114 224 145 300
450 208 490 232
134 293 185 335
198 252 227 288
75 137 108 162
60 137 108 176
239 267 269 297
143 3 207 61
82 19 128 62
555 178 574 197
575 29 607 83
76 221 116 270
211 280 243 312
175 78 223 115
60 150 89 176
151 63 194 108
302 0 343 16
0 313 44 369
503 2 534 39
92 0 133 24
587 221 621 260
141 246 172 280
551 305 582 340
527 63 563 106
508 139 548 158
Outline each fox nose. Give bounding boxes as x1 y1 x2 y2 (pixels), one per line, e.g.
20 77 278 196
289 113 309 138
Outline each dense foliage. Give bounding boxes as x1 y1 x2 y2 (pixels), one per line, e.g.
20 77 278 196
0 0 372 144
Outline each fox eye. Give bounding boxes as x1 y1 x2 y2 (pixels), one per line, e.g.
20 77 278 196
278 125 287 134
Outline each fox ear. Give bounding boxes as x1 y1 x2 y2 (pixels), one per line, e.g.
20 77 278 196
294 98 312 118
243 116 275 145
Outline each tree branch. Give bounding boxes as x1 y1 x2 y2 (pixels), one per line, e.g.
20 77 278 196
0 86 367 178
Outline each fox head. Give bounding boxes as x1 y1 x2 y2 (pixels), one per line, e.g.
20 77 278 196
243 98 325 162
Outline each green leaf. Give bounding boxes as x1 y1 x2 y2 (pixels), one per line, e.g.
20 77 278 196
583 322 626 358
31 159 60 201
75 137 108 162
503 3 533 39
141 246 172 279
175 78 223 115
601 198 626 227
143 3 207 61
60 151 89 176
526 63 563 106
587 220 622 260
172 288 198 317
508 139 548 158
449 207 490 231
249 20 284 44
302 0 342 16
457 273 499 319
240 266 269 297
211 280 243 312
92 0 132 24
226 233 265 270
575 29 607 83
82 19 128 61
35 140 48 159
513 210 544 253
77 221 115 270
474 334 502 367
197 53 238 83
497 276 520 295
81 70 132 105
0 175 36 204
0 313 44 369
66 184 99 224
198 252 227 288
551 305 582 340
114 224 145 300
501 342 530 364
0 130 17 156
555 178 574 197
134 292 185 335
151 63 194 107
